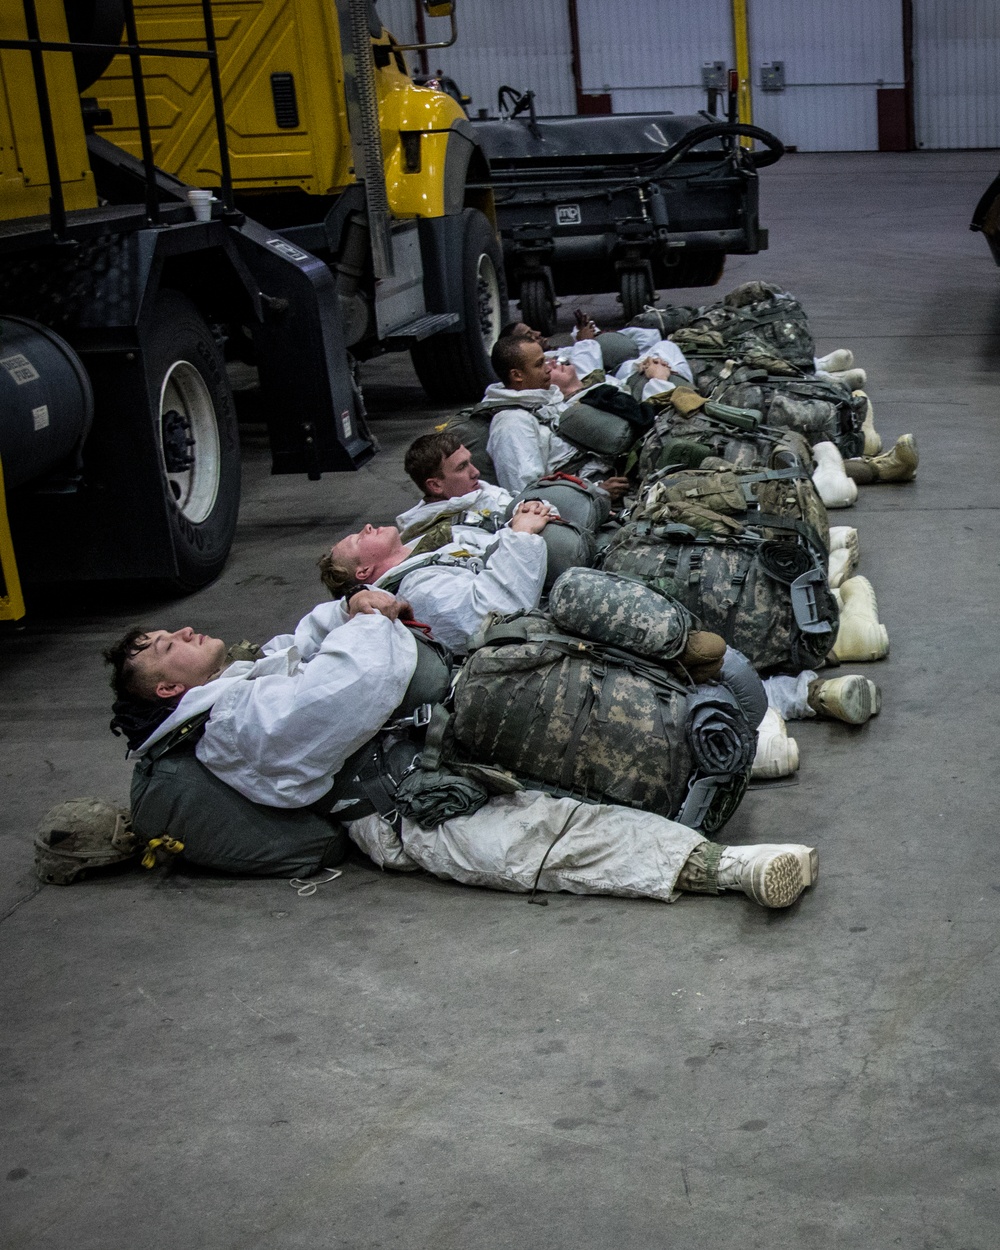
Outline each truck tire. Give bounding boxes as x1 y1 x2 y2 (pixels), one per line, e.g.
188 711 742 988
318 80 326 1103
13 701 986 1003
664 252 726 289
410 208 508 403
518 274 557 338
619 267 655 320
144 290 241 590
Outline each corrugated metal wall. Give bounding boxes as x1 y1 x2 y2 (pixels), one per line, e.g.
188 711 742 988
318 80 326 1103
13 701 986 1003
747 0 904 151
913 0 1000 149
377 0 576 117
377 2 999 154
576 0 731 117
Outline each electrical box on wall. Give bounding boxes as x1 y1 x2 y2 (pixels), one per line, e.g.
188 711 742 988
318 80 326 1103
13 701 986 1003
760 61 785 92
701 61 726 92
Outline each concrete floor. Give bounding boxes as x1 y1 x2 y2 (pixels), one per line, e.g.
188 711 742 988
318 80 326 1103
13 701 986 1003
3 151 1000 1249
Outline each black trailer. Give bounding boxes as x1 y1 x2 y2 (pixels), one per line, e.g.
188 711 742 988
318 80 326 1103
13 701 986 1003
471 89 783 333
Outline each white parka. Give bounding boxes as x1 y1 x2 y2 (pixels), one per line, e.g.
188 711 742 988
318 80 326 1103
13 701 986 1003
132 610 417 808
374 525 546 655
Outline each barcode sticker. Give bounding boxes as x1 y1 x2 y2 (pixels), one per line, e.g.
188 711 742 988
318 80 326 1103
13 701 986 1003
32 404 49 431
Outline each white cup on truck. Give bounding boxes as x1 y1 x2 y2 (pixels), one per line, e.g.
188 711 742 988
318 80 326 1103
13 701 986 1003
186 188 215 222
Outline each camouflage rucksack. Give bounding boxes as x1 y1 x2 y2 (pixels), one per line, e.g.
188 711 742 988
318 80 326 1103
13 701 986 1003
633 460 830 555
680 282 815 371
599 519 838 674
711 369 866 459
628 305 701 336
636 400 816 481
453 598 754 832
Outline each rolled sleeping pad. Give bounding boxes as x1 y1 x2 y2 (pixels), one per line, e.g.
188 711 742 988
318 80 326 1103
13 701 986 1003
505 474 612 532
719 646 768 730
538 521 596 593
0 317 93 490
595 331 640 374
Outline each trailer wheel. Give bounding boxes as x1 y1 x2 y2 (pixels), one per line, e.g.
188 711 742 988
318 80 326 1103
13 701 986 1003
619 268 656 321
518 275 557 338
410 208 508 403
144 290 241 590
665 252 727 289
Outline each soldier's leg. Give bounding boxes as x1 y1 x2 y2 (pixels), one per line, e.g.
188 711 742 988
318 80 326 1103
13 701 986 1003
393 791 817 910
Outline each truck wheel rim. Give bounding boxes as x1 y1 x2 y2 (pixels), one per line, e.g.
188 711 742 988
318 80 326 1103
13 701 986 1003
157 360 221 526
476 252 502 350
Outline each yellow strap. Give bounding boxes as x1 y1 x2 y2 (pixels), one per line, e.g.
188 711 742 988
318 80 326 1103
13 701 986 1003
0 455 25 623
141 836 185 869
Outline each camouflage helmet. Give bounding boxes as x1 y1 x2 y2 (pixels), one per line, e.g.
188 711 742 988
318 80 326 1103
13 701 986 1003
34 798 136 886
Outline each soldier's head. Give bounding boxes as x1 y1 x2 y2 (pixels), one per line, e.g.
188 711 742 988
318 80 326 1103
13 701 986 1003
499 319 548 351
405 431 481 501
320 524 408 597
104 626 228 701
547 356 584 398
491 335 551 391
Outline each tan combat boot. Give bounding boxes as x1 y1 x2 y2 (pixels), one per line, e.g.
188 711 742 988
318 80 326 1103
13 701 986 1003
676 841 818 907
717 844 818 908
844 434 918 485
807 674 882 724
832 576 889 661
828 525 860 560
828 545 859 588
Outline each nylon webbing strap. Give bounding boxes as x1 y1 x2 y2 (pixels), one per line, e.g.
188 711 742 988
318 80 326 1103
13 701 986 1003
145 712 211 762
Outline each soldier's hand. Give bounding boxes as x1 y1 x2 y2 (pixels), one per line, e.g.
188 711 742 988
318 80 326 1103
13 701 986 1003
348 589 411 620
599 476 631 504
509 500 553 534
640 358 671 380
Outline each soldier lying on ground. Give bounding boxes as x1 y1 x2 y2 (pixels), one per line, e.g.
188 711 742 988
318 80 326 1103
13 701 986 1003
318 502 552 654
103 604 818 908
481 336 630 499
396 431 513 539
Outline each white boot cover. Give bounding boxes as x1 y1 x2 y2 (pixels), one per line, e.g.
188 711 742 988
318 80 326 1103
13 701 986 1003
764 671 819 721
814 349 854 373
812 441 858 509
854 390 882 456
751 707 800 779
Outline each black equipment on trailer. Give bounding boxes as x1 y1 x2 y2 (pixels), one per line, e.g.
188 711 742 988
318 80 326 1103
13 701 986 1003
470 87 784 333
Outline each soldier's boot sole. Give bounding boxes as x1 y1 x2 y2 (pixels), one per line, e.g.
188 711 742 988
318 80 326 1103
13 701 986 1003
719 844 818 908
828 525 860 560
808 674 882 724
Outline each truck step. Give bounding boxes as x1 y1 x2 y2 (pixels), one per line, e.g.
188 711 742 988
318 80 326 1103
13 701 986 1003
381 312 460 347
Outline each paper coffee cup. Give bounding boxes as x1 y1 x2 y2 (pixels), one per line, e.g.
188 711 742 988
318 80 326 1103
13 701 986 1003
186 188 214 222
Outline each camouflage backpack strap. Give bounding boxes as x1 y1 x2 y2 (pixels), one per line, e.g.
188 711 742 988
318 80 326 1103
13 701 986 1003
376 550 478 596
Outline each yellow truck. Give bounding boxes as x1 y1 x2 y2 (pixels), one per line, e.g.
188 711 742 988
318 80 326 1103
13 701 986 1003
0 0 504 606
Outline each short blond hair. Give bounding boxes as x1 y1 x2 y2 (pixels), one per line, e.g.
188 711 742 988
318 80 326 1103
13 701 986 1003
318 545 361 599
